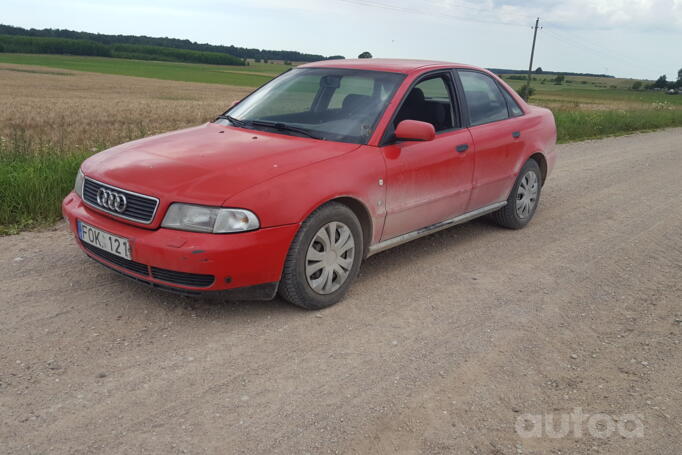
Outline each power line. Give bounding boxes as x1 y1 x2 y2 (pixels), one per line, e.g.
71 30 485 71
333 0 528 29
543 28 652 75
438 0 538 21
331 0 651 77
545 28 650 69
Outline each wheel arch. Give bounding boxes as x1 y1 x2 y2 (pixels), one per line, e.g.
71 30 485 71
326 196 373 259
529 152 548 186
296 196 374 260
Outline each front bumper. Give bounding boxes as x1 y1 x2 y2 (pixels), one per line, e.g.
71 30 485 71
62 192 299 299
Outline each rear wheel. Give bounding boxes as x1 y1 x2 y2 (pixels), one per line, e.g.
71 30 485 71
492 159 542 229
279 203 363 310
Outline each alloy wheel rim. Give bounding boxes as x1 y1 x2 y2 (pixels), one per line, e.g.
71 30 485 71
305 222 355 295
516 171 539 219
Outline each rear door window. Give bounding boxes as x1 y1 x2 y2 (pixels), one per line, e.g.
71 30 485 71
458 71 509 126
328 76 376 109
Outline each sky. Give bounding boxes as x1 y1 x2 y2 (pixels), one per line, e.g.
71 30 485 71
2 0 681 80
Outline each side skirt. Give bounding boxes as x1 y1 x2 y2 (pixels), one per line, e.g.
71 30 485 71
367 201 507 257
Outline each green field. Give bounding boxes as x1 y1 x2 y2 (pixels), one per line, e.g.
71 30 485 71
1 53 681 234
500 74 682 142
0 53 287 87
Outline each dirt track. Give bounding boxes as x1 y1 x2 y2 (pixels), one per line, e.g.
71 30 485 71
1 129 681 454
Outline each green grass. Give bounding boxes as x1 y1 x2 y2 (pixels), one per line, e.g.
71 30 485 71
554 109 682 143
0 53 287 87
500 73 682 141
503 77 682 106
534 88 682 105
0 147 88 235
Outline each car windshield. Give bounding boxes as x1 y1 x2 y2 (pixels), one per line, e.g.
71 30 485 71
217 68 405 144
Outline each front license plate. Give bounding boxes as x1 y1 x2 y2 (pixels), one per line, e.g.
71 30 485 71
78 221 132 260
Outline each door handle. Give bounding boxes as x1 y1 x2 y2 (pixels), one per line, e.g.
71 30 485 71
455 144 469 153
512 131 521 138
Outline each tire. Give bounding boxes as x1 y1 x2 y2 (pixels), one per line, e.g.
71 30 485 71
279 202 363 310
492 159 542 229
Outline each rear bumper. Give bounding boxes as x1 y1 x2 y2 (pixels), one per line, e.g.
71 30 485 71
62 192 299 299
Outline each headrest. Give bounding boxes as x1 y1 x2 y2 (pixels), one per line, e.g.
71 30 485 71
342 94 372 111
405 87 426 105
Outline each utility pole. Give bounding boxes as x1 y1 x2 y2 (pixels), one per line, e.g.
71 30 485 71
525 17 541 101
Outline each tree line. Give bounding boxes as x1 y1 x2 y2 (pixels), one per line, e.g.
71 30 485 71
0 24 344 63
0 34 247 66
490 67 615 79
643 69 682 91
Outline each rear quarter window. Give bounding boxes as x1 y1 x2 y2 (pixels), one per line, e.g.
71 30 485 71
501 88 524 117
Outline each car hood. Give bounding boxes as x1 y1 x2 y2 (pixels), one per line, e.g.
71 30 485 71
82 123 360 206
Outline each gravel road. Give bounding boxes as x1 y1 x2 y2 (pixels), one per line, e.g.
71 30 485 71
1 129 681 455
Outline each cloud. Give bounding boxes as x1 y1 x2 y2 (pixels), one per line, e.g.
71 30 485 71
484 0 682 31
248 0 682 31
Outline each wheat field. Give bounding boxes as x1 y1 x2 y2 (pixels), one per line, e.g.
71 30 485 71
0 64 252 233
0 64 252 153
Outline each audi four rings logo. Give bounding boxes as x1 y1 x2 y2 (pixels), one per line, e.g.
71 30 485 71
96 188 127 213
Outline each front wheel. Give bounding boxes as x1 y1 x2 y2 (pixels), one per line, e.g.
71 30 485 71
279 203 363 310
492 159 542 229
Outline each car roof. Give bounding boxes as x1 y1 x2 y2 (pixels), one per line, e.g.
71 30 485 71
298 58 479 74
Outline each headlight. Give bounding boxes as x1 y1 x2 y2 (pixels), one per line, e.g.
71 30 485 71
74 169 85 199
162 204 260 233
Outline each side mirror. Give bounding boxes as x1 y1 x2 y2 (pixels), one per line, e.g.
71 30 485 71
394 120 436 142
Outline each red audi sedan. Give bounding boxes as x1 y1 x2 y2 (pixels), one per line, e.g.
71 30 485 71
62 59 557 309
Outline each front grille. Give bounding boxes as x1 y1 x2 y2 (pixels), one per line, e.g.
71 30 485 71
151 267 215 288
83 178 159 224
82 241 150 276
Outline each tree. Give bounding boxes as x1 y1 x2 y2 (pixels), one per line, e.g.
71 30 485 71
553 74 565 85
534 67 543 74
516 85 535 99
654 75 667 89
358 51 372 59
631 81 642 90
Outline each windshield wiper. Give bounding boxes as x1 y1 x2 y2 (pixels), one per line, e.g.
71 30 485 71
249 120 322 140
215 115 322 140
215 114 250 128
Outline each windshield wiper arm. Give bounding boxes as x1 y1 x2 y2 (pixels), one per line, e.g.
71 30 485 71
215 114 250 128
215 116 321 140
249 120 322 140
